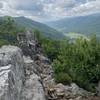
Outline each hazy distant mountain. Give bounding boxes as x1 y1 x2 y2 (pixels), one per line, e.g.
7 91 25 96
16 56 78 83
46 13 100 37
13 17 64 39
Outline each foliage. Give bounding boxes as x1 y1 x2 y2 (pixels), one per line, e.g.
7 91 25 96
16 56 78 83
54 72 72 85
34 29 60 60
33 29 43 42
0 39 9 47
47 13 100 37
14 17 64 39
0 16 25 46
36 31 100 92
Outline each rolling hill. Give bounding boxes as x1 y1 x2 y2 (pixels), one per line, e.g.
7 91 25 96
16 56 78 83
13 17 64 39
46 13 100 37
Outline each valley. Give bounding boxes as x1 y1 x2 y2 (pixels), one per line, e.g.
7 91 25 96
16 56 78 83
46 13 100 38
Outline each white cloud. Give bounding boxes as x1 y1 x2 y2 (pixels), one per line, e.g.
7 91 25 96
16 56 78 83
66 0 100 16
0 0 100 21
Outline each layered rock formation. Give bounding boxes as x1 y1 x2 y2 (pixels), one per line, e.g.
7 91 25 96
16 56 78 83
0 46 46 100
0 45 24 100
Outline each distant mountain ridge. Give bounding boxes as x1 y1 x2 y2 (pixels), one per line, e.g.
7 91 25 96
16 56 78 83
13 17 64 39
46 13 100 37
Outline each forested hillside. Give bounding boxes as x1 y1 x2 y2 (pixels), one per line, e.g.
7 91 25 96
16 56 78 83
14 17 64 39
47 13 100 37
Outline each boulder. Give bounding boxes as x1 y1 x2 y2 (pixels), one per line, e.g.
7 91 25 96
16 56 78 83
70 83 92 96
0 45 24 100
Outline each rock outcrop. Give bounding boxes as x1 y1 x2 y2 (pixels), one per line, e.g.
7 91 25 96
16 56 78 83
0 45 24 100
0 46 46 100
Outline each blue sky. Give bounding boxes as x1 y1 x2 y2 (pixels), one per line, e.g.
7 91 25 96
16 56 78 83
0 0 100 22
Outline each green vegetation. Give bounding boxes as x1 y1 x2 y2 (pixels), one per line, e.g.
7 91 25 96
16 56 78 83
54 72 72 85
36 31 100 92
0 39 9 47
0 16 25 46
47 13 100 38
14 17 64 39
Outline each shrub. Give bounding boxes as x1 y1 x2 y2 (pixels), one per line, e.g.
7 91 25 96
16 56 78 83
55 72 72 85
0 39 9 47
0 16 26 46
32 28 100 92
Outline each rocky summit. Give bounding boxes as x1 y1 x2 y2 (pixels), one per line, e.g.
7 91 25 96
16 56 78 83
0 31 100 100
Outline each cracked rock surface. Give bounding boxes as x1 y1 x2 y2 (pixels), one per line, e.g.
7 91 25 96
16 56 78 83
0 45 24 100
0 46 46 100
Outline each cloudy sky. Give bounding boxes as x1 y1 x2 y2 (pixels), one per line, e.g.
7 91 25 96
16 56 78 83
0 0 100 22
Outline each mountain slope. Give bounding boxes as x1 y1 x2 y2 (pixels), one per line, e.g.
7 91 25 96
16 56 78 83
46 13 100 37
13 17 64 39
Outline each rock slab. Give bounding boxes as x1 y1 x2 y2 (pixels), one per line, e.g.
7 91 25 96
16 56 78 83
0 45 24 100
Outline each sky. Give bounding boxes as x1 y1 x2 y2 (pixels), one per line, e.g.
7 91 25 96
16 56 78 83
0 0 100 22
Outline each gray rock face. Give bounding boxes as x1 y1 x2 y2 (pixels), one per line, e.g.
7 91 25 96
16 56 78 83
0 45 24 100
0 46 46 100
21 56 46 100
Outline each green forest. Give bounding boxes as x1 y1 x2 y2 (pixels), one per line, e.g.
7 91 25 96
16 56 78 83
0 17 100 93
